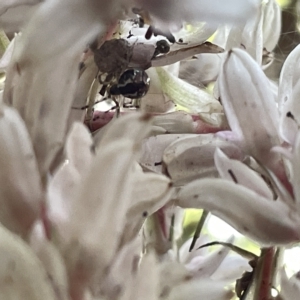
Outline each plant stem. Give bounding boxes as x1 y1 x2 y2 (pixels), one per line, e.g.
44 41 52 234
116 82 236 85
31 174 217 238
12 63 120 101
254 247 276 300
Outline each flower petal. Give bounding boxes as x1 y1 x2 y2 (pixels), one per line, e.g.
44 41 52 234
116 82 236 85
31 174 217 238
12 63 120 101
0 104 41 237
262 0 281 52
278 44 300 110
136 0 259 28
165 278 234 300
30 222 69 300
120 168 172 246
156 66 222 114
98 112 152 147
60 114 152 292
279 44 300 144
186 239 232 278
211 254 252 281
140 134 194 173
47 122 93 231
140 67 175 113
176 178 300 245
0 0 40 15
65 122 93 174
99 237 142 298
0 3 40 33
214 148 273 199
0 224 56 299
221 0 280 64
127 168 172 218
291 131 300 212
179 52 223 85
152 111 195 133
124 252 159 300
173 23 218 50
218 48 281 171
179 235 211 264
163 134 244 185
280 268 300 300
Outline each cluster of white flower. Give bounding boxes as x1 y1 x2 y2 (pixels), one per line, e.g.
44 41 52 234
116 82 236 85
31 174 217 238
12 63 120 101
1 0 300 299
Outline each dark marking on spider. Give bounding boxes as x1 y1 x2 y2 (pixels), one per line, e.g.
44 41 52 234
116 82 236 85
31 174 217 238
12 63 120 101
127 30 134 39
110 68 150 99
153 40 170 57
145 26 153 40
145 25 175 43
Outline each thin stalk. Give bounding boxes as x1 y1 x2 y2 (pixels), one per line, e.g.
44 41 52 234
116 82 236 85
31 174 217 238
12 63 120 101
86 76 101 122
189 210 209 252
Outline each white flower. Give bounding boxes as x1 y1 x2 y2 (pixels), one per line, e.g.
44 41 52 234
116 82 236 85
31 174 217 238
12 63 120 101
214 0 280 65
173 47 300 246
2 0 298 299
